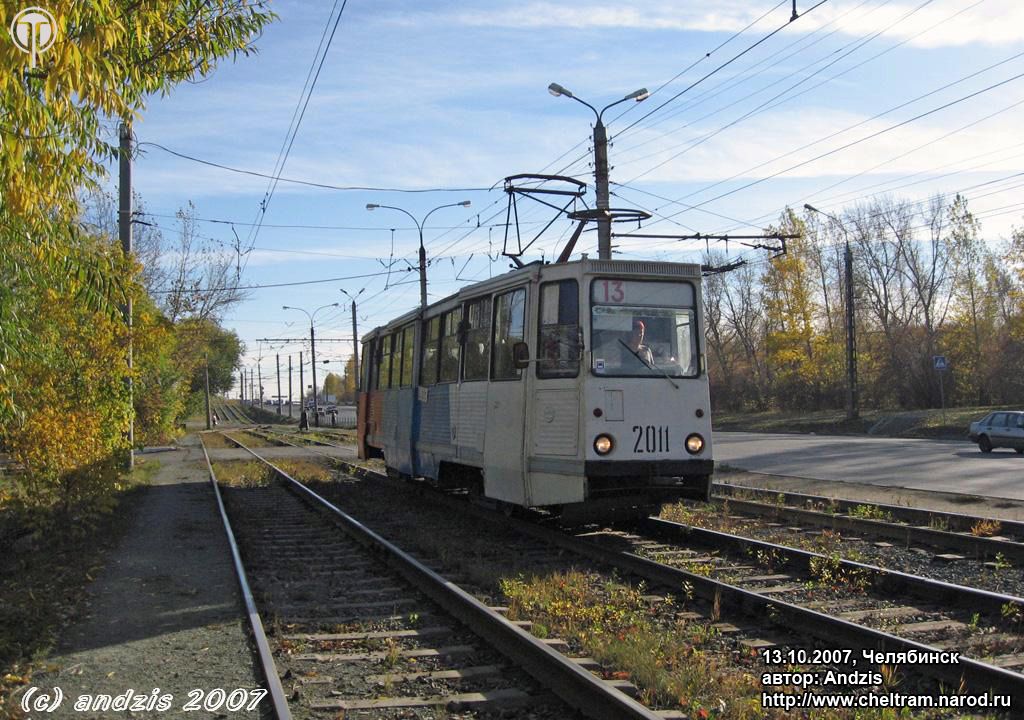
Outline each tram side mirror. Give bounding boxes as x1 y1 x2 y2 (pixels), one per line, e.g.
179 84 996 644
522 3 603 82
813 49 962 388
512 341 531 369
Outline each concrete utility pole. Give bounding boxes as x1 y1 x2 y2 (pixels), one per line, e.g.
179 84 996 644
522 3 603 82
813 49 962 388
547 83 649 260
257 361 264 408
118 121 134 469
365 204 470 309
288 355 293 418
310 324 319 426
341 288 364 392
805 204 858 420
350 301 359 392
283 304 337 427
276 354 282 415
299 351 305 429
844 243 858 419
204 354 212 430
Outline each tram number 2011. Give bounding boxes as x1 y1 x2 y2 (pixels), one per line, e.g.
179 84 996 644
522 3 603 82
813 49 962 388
632 425 669 453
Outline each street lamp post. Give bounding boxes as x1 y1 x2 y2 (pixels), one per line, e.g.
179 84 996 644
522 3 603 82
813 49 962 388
366 201 471 309
548 82 649 260
283 302 339 427
805 203 858 420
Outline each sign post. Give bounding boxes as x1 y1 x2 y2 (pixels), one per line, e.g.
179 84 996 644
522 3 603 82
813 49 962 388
933 355 949 425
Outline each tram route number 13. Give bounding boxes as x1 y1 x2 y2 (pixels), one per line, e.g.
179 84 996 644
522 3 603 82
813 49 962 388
598 279 625 303
632 425 669 453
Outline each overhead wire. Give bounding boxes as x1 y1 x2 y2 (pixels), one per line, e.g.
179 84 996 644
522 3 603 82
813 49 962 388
652 69 1024 226
616 0 943 180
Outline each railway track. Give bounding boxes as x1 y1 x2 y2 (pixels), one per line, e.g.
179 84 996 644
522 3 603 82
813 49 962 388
202 433 669 719
243 427 1024 705
711 481 1024 562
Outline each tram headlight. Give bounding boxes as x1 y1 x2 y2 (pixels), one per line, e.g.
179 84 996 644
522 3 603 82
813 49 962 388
593 434 614 455
685 433 705 455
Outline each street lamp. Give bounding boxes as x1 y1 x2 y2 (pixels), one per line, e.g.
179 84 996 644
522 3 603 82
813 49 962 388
804 203 858 420
548 82 649 260
366 201 471 309
282 302 339 427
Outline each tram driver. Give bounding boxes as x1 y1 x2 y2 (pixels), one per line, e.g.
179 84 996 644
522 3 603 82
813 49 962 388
621 318 655 369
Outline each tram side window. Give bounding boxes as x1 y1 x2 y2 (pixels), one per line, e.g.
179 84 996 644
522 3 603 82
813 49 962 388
492 288 526 381
439 310 461 383
360 343 371 392
420 316 441 385
538 279 580 378
375 336 388 390
400 324 415 387
462 297 491 381
384 333 398 389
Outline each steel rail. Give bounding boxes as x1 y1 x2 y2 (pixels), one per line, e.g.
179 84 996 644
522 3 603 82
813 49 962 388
714 482 1024 536
236 429 1024 696
710 490 1024 563
639 517 1024 617
199 438 292 720
215 432 663 720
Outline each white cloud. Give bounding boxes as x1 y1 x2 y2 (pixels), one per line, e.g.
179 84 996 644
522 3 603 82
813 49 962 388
404 0 1024 48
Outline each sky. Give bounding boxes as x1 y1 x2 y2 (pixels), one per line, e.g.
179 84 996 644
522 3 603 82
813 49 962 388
123 0 1024 398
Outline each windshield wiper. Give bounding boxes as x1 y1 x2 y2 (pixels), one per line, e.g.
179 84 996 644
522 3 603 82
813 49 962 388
617 339 678 389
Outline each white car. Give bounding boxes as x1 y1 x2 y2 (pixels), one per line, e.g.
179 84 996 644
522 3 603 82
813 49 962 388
968 411 1024 454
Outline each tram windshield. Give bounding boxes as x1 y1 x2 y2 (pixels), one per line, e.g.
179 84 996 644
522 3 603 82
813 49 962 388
590 279 699 378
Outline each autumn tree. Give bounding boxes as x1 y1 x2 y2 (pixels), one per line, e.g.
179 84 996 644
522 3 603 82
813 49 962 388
322 373 344 402
340 355 358 402
0 3 274 523
761 209 839 409
0 1 274 425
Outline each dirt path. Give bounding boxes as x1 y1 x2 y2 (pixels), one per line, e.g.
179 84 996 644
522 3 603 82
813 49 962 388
28 435 266 719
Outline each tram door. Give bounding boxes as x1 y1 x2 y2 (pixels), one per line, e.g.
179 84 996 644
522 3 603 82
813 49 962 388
525 279 583 506
482 287 529 504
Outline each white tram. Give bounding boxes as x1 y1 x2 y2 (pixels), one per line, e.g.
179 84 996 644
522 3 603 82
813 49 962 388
356 257 714 518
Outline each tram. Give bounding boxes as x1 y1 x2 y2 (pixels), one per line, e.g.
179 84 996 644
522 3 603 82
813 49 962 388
356 257 714 519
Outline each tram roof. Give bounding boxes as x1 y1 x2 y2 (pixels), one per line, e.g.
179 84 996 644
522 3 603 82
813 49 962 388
361 257 701 341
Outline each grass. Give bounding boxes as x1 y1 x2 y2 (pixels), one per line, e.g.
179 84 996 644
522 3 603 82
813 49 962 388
273 459 334 483
224 430 278 448
211 461 274 487
714 404 1022 440
200 432 235 449
501 570 766 718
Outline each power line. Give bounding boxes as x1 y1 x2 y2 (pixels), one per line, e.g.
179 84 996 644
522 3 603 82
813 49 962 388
139 142 492 194
248 0 351 249
535 0 790 179
657 69 1024 224
616 0 946 182
148 268 402 294
613 0 830 141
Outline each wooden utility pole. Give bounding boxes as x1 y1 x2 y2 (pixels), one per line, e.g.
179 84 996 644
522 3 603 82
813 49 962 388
257 361 263 408
118 121 134 468
276 354 282 414
239 370 244 403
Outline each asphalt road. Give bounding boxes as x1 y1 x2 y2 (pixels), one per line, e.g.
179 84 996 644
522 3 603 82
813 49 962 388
713 431 1024 501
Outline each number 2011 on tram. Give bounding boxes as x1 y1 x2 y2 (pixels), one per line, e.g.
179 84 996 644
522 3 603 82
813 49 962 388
356 257 714 518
